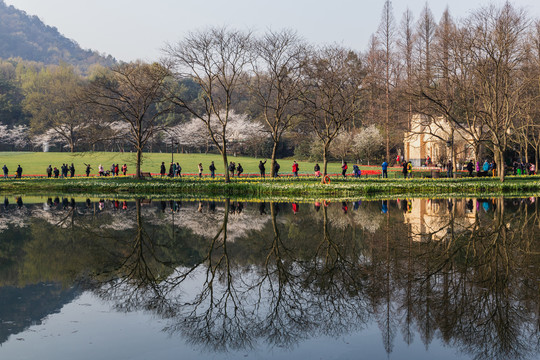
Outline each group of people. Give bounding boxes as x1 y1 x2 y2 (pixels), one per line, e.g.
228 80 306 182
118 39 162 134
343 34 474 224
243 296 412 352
512 160 536 176
98 164 127 177
159 162 182 178
44 163 76 178
2 164 22 178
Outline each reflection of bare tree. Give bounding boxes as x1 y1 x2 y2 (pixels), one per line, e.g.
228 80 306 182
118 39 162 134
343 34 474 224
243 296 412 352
401 198 540 360
32 197 533 358
94 199 172 313
163 199 256 351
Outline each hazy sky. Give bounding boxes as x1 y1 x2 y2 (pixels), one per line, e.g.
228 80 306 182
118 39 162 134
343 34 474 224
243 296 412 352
5 0 540 62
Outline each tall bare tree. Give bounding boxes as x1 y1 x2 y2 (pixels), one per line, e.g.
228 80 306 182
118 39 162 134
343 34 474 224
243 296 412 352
84 61 171 178
398 8 416 132
466 3 529 181
165 27 251 183
377 0 396 161
416 4 436 86
301 46 365 180
249 29 306 177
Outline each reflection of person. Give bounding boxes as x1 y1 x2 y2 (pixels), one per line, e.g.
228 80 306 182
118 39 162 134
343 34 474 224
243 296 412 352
259 202 266 215
314 201 321 212
381 200 388 214
292 202 298 214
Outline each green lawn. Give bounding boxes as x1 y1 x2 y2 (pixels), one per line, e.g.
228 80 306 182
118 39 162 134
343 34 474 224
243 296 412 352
0 151 391 177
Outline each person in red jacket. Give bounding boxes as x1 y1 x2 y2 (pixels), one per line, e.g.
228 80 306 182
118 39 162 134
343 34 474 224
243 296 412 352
341 161 348 178
292 161 299 177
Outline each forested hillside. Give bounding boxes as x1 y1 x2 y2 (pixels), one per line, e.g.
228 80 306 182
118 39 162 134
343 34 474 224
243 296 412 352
0 0 115 71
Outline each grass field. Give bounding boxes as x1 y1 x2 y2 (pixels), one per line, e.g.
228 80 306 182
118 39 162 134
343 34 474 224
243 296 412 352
0 151 397 177
1 174 539 199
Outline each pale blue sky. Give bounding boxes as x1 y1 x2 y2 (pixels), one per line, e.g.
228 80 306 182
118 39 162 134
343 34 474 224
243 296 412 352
5 0 540 62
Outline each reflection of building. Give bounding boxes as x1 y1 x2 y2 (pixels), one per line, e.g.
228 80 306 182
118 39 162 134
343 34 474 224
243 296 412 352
404 114 477 167
403 198 477 242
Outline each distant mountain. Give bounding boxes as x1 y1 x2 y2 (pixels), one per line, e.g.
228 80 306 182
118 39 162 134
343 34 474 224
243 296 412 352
0 0 116 72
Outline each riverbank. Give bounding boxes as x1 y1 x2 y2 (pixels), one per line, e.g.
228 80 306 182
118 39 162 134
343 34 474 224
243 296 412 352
1 175 539 199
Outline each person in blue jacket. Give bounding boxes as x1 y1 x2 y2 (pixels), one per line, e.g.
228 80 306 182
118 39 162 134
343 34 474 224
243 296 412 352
381 161 388 178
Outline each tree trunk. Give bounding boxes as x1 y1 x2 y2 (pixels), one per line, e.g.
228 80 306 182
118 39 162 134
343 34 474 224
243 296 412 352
222 138 230 183
498 149 505 182
271 141 278 177
322 143 329 183
136 148 142 179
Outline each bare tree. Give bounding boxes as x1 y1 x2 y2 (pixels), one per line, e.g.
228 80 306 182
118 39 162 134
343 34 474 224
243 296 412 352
416 3 437 86
377 0 396 161
465 3 529 181
84 61 171 178
165 27 252 183
301 46 365 180
249 29 306 177
398 8 416 132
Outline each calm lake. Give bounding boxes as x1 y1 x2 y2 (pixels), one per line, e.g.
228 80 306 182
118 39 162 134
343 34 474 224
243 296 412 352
0 196 538 360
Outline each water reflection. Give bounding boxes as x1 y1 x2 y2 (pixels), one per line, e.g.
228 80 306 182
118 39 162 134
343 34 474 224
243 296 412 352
0 196 538 359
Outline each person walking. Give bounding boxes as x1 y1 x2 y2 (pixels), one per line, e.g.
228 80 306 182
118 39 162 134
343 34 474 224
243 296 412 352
198 163 203 178
228 162 236 178
2 164 8 178
292 161 299 178
85 164 92 177
402 161 408 179
447 160 453 178
47 165 53 178
341 161 348 178
209 161 216 178
16 164 22 179
70 163 75 178
98 164 104 177
466 160 474 177
54 167 59 178
353 164 360 178
314 163 321 177
122 164 127 176
273 161 280 177
259 160 267 178
168 162 174 177
175 162 181 178
236 163 243 177
115 164 119 176
482 160 490 176
407 161 413 178
381 160 388 178
160 162 166 177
